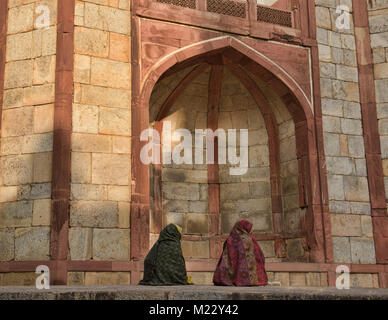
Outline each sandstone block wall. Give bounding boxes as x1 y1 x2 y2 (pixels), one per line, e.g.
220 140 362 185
315 0 376 264
0 0 57 262
69 0 131 261
368 1 388 213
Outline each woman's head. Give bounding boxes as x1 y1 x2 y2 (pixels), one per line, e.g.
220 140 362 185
234 219 253 233
159 223 182 241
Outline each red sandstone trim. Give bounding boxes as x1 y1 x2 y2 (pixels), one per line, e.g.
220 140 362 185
353 0 388 264
207 64 223 258
50 0 75 285
131 15 150 260
306 0 334 263
0 0 7 134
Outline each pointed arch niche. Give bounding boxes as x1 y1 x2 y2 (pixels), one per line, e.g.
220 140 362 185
131 32 332 267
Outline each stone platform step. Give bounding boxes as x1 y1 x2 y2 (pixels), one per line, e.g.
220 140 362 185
0 285 388 300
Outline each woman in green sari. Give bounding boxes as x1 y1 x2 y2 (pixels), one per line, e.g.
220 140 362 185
139 224 190 286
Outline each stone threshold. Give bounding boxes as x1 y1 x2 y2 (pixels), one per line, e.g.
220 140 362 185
0 285 388 300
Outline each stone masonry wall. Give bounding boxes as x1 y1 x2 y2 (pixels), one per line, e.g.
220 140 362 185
0 0 57 262
315 0 376 264
69 0 131 261
368 2 388 215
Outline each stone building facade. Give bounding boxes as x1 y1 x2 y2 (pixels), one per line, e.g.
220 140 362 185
0 0 387 288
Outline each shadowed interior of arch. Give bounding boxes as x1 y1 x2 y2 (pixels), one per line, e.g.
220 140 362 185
147 47 313 263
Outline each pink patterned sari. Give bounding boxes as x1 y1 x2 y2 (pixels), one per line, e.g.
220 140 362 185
213 219 268 286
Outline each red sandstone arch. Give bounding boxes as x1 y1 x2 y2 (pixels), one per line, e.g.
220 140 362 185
131 36 332 264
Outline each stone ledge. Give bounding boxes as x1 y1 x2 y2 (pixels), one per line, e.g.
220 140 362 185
0 285 388 300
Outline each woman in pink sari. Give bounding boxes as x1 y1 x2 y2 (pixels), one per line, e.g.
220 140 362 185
213 219 268 286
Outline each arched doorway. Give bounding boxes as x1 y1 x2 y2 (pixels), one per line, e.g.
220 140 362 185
131 37 331 266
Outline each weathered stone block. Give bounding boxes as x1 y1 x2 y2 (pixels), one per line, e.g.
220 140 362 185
162 182 200 201
72 104 98 134
84 3 130 34
375 79 388 103
4 60 33 89
69 227 93 260
316 6 331 29
70 200 118 228
327 174 345 200
1 155 33 186
67 272 85 286
41 27 57 56
84 272 130 285
329 200 350 214
110 32 130 62
374 62 388 79
108 186 130 201
0 229 14 261
257 240 275 258
1 272 36 286
361 216 374 238
118 201 130 228
112 136 130 154
321 98 343 117
81 84 130 108
2 106 34 137
93 229 130 260
323 115 341 133
336 65 358 82
74 27 109 57
7 4 34 34
188 201 208 213
74 54 91 84
72 133 111 153
6 32 32 62
326 157 355 175
286 238 305 260
33 152 52 183
186 213 208 234
350 201 371 215
181 240 209 259
71 152 92 184
289 273 306 287
332 236 351 263
34 104 54 134
92 153 130 185
350 274 375 288
331 214 361 237
324 133 340 156
33 55 56 85
162 168 207 184
343 176 369 202
0 201 33 228
186 272 213 285
341 118 363 135
91 58 130 89
350 238 376 264
220 183 250 201
343 101 361 119
32 199 51 226
15 227 50 261
23 84 55 106
71 184 107 201
0 186 18 203
23 133 53 154
284 209 302 233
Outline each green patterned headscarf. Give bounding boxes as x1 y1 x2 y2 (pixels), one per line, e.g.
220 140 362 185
139 224 188 286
